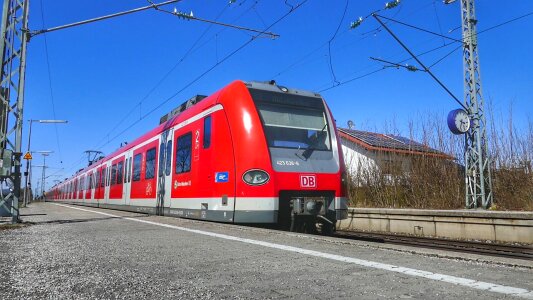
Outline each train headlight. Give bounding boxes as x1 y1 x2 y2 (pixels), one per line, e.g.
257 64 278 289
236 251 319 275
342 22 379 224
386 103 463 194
242 169 270 186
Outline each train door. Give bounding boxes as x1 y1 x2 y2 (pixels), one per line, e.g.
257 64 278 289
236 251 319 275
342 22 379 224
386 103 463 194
109 157 125 204
204 112 236 222
104 162 111 204
73 179 79 200
95 166 105 203
156 129 173 215
85 172 92 202
123 150 133 207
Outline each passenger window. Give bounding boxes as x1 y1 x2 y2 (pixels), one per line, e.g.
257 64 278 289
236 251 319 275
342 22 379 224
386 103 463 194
100 168 105 187
165 140 172 176
145 148 156 179
159 142 165 177
111 164 117 185
203 116 211 148
124 158 129 183
128 157 132 182
133 154 142 182
117 161 124 183
175 133 192 174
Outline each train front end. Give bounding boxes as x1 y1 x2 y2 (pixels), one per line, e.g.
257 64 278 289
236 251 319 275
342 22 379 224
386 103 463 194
230 81 348 233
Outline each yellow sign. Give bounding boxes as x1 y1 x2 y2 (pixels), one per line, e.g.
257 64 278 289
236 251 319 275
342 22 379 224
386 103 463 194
23 152 32 160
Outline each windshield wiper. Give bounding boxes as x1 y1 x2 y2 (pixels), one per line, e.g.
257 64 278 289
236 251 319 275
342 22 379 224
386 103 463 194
297 124 328 160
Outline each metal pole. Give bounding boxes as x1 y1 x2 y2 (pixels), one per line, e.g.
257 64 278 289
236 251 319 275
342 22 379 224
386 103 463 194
0 0 30 224
23 119 32 206
460 0 492 208
41 154 46 198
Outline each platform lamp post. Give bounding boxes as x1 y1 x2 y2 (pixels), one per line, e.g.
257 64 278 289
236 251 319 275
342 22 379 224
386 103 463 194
30 151 52 200
23 120 67 206
40 152 50 200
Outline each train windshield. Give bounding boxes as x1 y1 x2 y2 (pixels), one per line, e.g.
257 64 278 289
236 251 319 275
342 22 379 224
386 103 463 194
250 89 331 151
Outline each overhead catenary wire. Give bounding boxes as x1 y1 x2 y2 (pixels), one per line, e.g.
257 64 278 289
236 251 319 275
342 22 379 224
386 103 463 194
432 0 446 45
318 41 461 93
274 0 435 83
93 0 309 155
319 10 533 94
30 0 181 37
91 2 232 151
148 0 279 38
39 0 63 163
327 0 349 86
91 0 264 153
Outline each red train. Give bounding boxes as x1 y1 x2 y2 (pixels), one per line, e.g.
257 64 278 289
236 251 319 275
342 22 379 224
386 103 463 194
46 80 348 233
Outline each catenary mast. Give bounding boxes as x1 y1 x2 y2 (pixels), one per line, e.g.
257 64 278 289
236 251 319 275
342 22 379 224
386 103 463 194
0 0 30 223
456 0 493 208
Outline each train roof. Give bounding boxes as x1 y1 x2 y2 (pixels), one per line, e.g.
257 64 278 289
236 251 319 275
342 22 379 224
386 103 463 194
56 80 326 186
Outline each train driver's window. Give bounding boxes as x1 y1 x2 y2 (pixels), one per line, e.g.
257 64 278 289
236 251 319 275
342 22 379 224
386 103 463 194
203 116 211 148
176 133 192 174
133 153 142 181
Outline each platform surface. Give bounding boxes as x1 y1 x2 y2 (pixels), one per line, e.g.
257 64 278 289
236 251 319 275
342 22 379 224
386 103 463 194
1 202 532 299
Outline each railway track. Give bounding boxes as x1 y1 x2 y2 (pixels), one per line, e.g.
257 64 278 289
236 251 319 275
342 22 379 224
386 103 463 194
334 230 533 261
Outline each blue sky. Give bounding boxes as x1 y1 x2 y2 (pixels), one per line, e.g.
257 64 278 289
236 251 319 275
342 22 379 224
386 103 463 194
13 0 533 190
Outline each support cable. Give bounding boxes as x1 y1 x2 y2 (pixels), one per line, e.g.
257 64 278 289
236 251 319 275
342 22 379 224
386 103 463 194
147 0 279 38
376 14 464 44
373 14 466 110
319 11 533 93
327 0 349 86
30 0 181 37
432 0 446 45
91 2 232 151
39 0 63 163
93 0 308 152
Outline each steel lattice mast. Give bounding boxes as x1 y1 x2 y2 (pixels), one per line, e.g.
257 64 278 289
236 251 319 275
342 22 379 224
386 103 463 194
461 0 492 208
0 0 30 223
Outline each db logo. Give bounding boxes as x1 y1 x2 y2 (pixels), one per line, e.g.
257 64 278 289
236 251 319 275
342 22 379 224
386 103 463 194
300 175 316 188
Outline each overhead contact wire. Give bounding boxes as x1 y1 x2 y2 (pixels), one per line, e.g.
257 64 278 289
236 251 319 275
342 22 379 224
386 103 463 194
99 0 309 150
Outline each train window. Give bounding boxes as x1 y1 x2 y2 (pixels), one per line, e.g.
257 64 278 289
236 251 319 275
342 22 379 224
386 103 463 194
117 161 124 183
101 168 105 187
123 158 128 183
88 173 93 190
133 153 142 182
175 132 192 174
254 98 331 151
203 116 211 148
165 140 172 176
111 164 117 185
159 142 165 177
128 157 132 183
145 148 156 179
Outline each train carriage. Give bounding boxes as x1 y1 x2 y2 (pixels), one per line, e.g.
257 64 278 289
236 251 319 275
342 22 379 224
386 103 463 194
47 80 348 233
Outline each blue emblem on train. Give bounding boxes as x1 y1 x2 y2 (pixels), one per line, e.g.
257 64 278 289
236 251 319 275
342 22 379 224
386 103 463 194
215 172 229 183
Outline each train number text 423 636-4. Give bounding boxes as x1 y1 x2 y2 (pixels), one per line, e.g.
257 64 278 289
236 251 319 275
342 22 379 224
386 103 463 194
276 160 300 166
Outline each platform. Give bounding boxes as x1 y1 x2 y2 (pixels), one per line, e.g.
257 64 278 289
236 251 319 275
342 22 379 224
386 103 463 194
1 202 532 299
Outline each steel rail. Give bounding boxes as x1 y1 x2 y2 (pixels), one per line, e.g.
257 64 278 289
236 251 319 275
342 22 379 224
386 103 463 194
335 230 533 261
